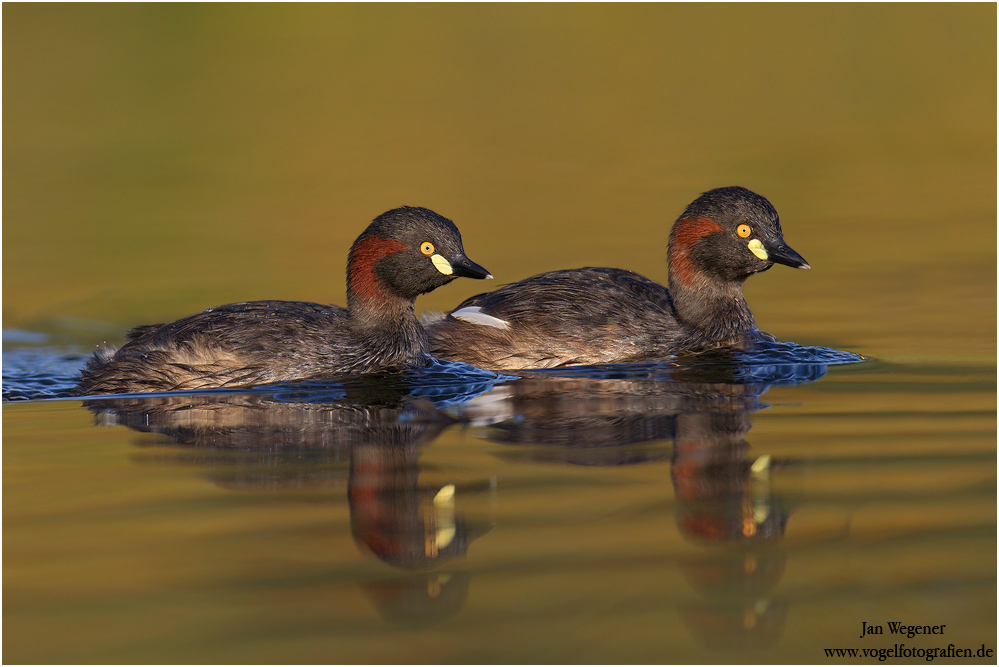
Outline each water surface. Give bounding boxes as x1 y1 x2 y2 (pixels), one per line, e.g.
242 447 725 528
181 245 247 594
4 344 994 663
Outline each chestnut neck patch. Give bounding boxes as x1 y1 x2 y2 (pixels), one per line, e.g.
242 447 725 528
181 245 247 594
348 235 409 302
668 216 723 287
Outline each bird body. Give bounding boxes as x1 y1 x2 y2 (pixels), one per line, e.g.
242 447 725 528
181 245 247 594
426 187 808 371
79 207 490 394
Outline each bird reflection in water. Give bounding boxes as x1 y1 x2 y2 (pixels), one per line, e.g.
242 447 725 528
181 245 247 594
451 354 830 651
84 378 494 626
84 349 845 639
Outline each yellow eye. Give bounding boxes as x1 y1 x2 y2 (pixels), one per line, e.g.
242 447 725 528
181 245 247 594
420 242 435 255
737 224 752 238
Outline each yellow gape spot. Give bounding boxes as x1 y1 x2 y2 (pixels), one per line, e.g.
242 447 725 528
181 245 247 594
748 239 769 260
420 242 435 255
750 454 771 476
429 485 456 555
431 253 453 275
434 484 455 505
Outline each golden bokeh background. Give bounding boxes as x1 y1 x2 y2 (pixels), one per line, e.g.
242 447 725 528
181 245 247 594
4 3 995 360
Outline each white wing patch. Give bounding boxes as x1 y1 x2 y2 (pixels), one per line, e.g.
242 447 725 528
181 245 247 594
451 306 511 330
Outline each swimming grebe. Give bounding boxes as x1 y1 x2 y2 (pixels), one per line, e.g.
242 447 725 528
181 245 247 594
79 206 491 394
425 187 808 370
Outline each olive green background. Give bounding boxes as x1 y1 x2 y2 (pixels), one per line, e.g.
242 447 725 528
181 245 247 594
4 3 995 361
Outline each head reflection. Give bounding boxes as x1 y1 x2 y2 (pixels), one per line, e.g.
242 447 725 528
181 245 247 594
348 441 492 569
450 356 829 651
